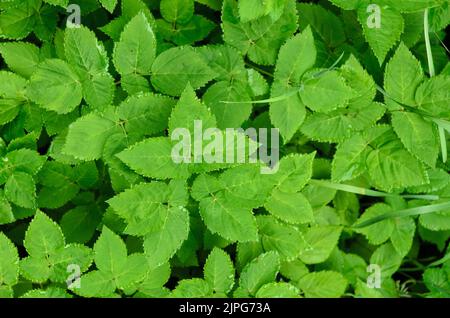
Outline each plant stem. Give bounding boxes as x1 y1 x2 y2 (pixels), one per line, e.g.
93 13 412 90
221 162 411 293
423 9 435 77
424 9 447 162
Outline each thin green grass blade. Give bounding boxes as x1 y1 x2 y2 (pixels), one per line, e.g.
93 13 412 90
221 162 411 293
438 126 448 163
310 179 440 201
353 201 450 229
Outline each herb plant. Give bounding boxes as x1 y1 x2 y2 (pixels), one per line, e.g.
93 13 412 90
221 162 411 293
0 0 449 298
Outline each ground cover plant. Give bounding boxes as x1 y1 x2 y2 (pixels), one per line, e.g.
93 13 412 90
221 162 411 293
0 0 449 299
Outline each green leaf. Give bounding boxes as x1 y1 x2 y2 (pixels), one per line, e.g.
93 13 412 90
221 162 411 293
391 112 439 167
328 0 361 10
299 225 342 264
238 0 286 22
384 43 424 108
171 278 212 298
370 243 403 278
75 270 116 297
265 189 313 225
257 216 305 261
198 191 258 242
60 206 101 244
0 1 37 40
24 211 65 258
27 59 83 114
100 0 118 13
5 172 36 209
117 137 191 180
118 93 175 136
419 208 450 231
272 153 315 193
44 0 69 7
358 2 404 64
115 253 148 289
1 148 46 182
0 232 19 287
169 85 217 135
113 12 156 76
390 216 415 257
94 227 128 277
300 71 353 113
203 81 252 129
143 206 190 267
49 244 93 283
355 279 399 298
160 0 194 24
366 130 429 191
415 75 450 118
256 282 300 298
239 251 280 296
64 26 109 77
355 203 395 245
269 27 316 142
331 134 369 182
0 42 40 78
157 15 215 46
297 3 346 48
21 287 72 298
423 268 450 297
151 46 217 96
300 101 385 143
377 0 446 13
222 0 298 65
204 248 235 294
19 256 51 283
0 190 14 225
297 271 348 298
63 112 120 161
317 249 367 286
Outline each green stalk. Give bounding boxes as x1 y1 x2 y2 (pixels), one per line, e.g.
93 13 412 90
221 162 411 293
353 201 450 228
424 9 447 162
424 9 435 77
310 179 440 201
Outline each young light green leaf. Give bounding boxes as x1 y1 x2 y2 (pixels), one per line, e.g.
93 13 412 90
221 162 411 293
113 12 156 76
5 172 36 209
0 232 19 287
300 71 353 113
143 206 190 267
117 137 191 180
391 111 439 167
256 282 300 298
222 0 298 65
269 27 316 142
0 42 40 78
94 227 127 276
198 191 258 242
239 251 280 296
265 189 313 225
24 211 65 258
63 112 120 161
358 3 404 64
384 43 424 108
151 47 217 96
257 216 305 261
27 59 83 114
100 0 118 13
299 225 342 264
297 271 348 298
204 248 235 294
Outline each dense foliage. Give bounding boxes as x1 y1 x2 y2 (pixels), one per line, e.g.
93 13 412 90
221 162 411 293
0 0 449 298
